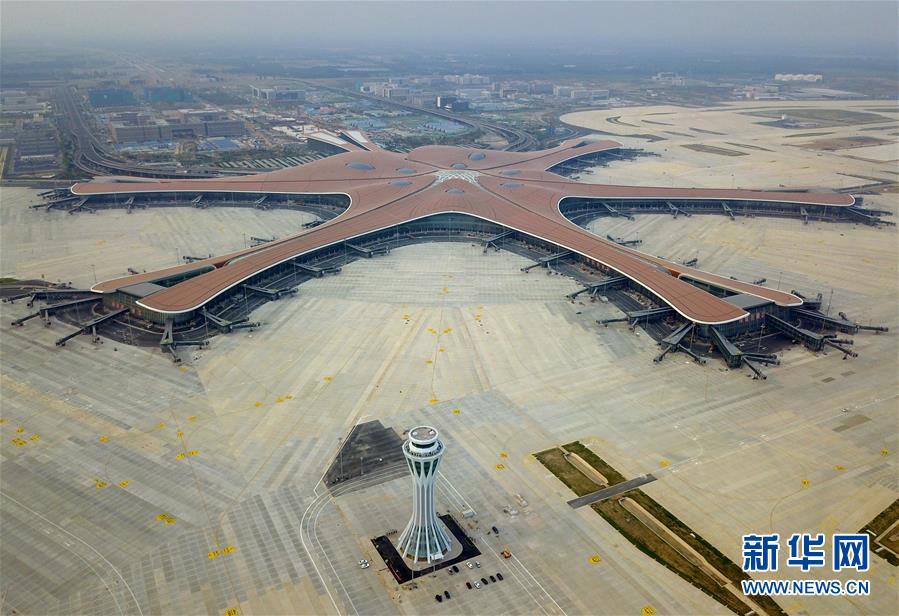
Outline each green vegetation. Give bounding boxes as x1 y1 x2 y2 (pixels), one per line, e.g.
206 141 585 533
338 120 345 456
562 441 627 485
534 448 598 495
536 442 786 616
859 498 899 566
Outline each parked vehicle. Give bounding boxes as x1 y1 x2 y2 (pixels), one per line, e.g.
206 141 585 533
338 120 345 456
489 575 496 583
481 577 489 585
444 591 451 600
435 594 442 603
491 525 499 534
496 572 504 581
466 581 472 590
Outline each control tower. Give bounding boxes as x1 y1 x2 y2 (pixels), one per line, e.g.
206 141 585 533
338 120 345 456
396 426 452 563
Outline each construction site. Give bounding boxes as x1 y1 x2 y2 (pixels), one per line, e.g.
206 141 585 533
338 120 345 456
1 99 897 616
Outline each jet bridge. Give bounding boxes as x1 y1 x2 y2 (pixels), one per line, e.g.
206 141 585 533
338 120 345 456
667 201 691 218
567 275 628 299
521 250 573 272
55 308 129 347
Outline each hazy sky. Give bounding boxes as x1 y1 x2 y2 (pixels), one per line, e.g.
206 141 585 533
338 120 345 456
2 1 897 56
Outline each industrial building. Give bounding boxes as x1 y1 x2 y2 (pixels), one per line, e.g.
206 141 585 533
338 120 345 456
88 87 137 107
250 85 304 103
107 109 245 143
144 86 192 104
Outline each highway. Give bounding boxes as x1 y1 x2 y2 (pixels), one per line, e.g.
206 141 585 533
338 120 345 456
57 87 221 179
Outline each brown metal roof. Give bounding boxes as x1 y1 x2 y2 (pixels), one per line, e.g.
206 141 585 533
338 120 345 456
73 139 854 324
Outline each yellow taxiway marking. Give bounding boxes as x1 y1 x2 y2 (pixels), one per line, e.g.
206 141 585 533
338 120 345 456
118 480 130 488
176 450 200 459
499 451 508 458
801 479 810 488
207 545 237 560
11 438 27 446
224 608 239 616
429 398 439 405
833 465 845 470
881 448 890 456
187 415 197 421
323 376 333 381
452 408 461 414
659 459 670 468
425 359 433 365
29 434 40 441
99 435 109 442
0 418 6 424
438 347 445 353
495 464 505 470
589 554 602 564
254 401 263 407
156 422 166 430
16 427 25 433
642 606 656 616
95 480 108 489
443 327 453 334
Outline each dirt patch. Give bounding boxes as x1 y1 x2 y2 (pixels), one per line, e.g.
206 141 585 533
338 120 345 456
682 144 748 157
726 142 775 152
793 136 892 151
745 109 889 126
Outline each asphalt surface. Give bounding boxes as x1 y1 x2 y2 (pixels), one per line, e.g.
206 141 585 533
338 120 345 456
567 474 657 509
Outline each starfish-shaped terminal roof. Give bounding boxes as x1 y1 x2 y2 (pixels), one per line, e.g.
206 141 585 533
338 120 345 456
73 138 854 325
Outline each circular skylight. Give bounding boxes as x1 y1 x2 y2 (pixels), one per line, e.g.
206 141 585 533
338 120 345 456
450 163 467 169
347 162 375 170
468 152 486 161
501 181 523 188
446 188 465 194
397 167 417 174
500 169 521 176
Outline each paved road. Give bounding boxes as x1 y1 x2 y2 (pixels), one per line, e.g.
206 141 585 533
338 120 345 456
567 474 657 509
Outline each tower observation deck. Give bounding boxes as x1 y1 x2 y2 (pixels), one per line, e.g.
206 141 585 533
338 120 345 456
397 426 452 563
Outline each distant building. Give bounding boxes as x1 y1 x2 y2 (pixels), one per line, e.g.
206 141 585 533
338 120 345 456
530 82 554 94
89 88 137 108
455 88 491 101
553 85 574 97
774 74 823 82
435 95 457 108
651 72 686 86
144 86 192 104
568 88 610 101
251 86 304 103
108 109 244 143
0 90 50 115
445 73 490 85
